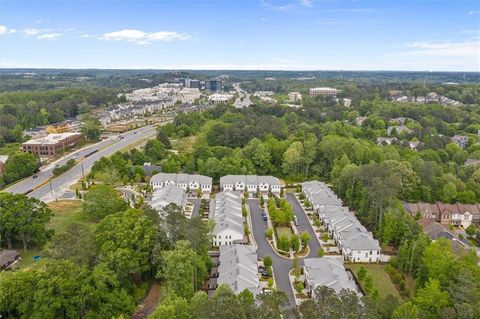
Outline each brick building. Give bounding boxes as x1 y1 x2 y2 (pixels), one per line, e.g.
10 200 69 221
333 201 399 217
22 133 82 158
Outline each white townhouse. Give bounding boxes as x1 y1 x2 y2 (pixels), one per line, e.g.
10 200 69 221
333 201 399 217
303 257 358 296
149 184 188 213
220 175 281 195
302 180 381 263
150 173 212 195
217 245 261 295
210 191 245 246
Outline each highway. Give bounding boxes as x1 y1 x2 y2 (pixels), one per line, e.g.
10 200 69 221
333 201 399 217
233 82 252 109
3 125 158 202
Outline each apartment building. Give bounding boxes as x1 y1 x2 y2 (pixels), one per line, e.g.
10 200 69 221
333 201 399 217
22 132 82 158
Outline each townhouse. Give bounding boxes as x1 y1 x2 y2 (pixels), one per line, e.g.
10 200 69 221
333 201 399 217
303 257 358 296
217 245 261 295
210 191 246 246
149 184 188 213
404 202 480 228
220 175 281 195
302 181 381 263
150 173 212 195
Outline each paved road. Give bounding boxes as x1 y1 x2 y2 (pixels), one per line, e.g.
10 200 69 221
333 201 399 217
233 83 252 109
247 199 296 307
4 125 158 202
286 193 322 258
189 198 203 218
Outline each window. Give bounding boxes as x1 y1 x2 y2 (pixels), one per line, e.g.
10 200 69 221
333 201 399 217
370 251 372 255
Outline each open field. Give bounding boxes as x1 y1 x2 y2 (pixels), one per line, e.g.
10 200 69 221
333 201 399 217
171 135 197 153
48 200 94 233
348 263 401 300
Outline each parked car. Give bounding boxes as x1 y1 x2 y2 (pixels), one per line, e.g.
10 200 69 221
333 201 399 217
262 212 268 222
294 216 299 226
32 174 38 179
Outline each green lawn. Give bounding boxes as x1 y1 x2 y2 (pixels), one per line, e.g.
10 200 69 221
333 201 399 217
276 226 293 238
16 249 46 271
0 143 21 156
48 200 94 233
171 136 197 153
348 264 402 300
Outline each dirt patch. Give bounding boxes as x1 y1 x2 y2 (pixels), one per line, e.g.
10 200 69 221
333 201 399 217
131 283 161 319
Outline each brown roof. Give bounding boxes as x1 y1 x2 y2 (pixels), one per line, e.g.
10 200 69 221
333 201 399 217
455 204 480 218
405 202 441 218
436 203 460 214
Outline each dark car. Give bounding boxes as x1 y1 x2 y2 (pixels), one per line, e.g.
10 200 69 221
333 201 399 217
262 212 268 222
32 174 38 179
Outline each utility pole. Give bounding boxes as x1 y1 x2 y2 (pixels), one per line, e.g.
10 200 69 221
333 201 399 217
81 162 85 179
49 178 56 201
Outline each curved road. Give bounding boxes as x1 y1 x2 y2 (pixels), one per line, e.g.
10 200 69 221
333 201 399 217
4 125 159 202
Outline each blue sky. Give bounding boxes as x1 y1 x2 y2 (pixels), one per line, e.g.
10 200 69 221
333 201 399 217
0 0 479 71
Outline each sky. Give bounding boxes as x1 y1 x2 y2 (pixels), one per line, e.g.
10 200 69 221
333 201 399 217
0 0 479 71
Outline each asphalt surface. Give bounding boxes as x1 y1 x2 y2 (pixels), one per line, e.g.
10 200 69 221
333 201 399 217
189 198 203 218
233 83 252 109
286 193 322 258
3 125 158 202
247 199 296 307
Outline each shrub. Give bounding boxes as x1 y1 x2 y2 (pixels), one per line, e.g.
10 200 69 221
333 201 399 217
291 235 300 252
317 247 325 257
299 193 305 200
267 278 274 288
295 282 304 294
242 206 248 217
264 256 272 268
357 266 367 281
313 218 321 227
321 233 329 242
266 228 273 240
277 235 290 251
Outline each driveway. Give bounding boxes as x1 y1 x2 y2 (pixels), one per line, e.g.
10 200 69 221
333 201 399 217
247 199 296 308
286 193 322 258
189 198 204 218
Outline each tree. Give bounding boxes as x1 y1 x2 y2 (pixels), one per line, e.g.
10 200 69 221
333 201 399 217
357 266 367 281
81 114 102 141
300 231 311 249
295 282 304 294
43 223 94 265
150 293 191 319
83 185 128 220
255 290 288 319
157 129 172 148
414 279 451 319
161 240 206 299
392 302 419 319
0 193 53 250
190 291 210 319
209 284 246 319
145 139 167 162
291 234 300 252
3 152 39 184
95 209 156 280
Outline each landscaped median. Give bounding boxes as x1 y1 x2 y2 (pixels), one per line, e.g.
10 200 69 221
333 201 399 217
264 196 311 259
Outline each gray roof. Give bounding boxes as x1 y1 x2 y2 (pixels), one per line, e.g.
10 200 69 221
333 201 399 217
218 245 261 295
149 184 187 211
220 175 280 186
0 249 19 268
303 257 357 294
150 173 212 186
210 191 244 236
342 232 380 251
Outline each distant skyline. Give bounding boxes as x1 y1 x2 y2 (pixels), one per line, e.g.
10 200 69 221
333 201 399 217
0 0 479 71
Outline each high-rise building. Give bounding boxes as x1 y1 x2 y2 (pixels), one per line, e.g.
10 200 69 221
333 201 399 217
205 80 223 92
309 87 338 97
190 80 201 88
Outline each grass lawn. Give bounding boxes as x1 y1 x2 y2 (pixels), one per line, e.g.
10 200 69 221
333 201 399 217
171 136 196 153
0 142 21 156
348 264 402 300
16 249 47 271
276 226 293 238
48 200 94 233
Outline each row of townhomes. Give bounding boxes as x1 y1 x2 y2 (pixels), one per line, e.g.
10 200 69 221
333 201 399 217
209 191 246 246
219 175 281 195
302 181 381 263
149 184 188 212
150 173 212 196
216 245 261 295
404 202 480 228
303 257 358 297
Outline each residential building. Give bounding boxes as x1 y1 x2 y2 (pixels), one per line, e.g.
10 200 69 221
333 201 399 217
217 245 261 295
404 202 480 227
149 184 188 212
253 91 274 97
418 218 473 255
209 93 234 104
220 175 281 195
355 116 367 126
343 98 352 107
377 137 397 146
288 92 302 102
150 173 212 195
309 87 338 97
210 191 245 246
303 257 358 296
302 181 381 262
205 80 223 92
387 125 413 135
22 132 83 158
0 249 20 271
451 135 469 149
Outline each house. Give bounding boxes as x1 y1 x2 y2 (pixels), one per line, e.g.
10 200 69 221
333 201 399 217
404 202 480 227
217 245 261 295
355 116 367 126
288 92 302 102
303 257 358 296
149 184 188 213
390 117 408 125
377 137 397 146
210 191 245 246
302 181 381 263
0 249 20 271
150 173 212 196
451 135 469 149
219 175 281 195
418 218 469 255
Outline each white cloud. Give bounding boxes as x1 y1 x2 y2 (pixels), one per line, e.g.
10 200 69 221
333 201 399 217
99 29 191 44
300 0 313 7
0 25 16 35
22 28 41 35
37 32 62 40
398 40 480 57
468 10 480 15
